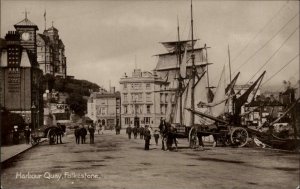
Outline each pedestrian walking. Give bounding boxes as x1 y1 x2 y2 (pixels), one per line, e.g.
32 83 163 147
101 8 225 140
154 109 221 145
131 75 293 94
144 125 151 150
153 130 160 146
139 126 144 139
96 120 102 135
115 124 121 135
88 124 95 144
133 126 138 139
24 125 31 144
126 125 132 139
74 126 80 144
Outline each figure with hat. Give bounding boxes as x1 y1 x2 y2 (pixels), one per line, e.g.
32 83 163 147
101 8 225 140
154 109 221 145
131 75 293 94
12 125 20 145
24 125 31 144
144 125 151 150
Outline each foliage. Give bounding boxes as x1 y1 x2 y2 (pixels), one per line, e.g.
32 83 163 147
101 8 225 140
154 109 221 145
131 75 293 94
66 93 87 117
42 75 101 117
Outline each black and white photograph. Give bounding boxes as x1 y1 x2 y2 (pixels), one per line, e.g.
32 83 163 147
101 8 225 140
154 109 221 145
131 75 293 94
0 0 299 188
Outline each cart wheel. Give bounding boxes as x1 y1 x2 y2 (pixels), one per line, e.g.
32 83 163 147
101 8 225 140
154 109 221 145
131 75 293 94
230 127 248 147
48 129 57 145
189 127 198 149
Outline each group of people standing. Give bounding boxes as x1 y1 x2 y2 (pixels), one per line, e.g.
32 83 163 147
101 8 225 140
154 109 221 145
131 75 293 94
126 125 160 151
74 124 95 144
11 125 31 145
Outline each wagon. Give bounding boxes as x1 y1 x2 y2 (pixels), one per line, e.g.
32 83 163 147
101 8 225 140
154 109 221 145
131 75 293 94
31 125 65 145
173 108 250 149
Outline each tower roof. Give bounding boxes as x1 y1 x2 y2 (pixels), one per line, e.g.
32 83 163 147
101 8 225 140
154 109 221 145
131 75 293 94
47 25 58 32
14 18 39 30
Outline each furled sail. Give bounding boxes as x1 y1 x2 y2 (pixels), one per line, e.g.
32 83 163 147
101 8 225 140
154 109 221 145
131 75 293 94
161 40 196 53
180 45 188 78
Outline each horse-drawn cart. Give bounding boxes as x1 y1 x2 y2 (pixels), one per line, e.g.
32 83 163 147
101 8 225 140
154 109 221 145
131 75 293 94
31 125 65 145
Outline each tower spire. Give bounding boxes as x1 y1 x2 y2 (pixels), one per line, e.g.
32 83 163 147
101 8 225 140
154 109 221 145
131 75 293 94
23 9 30 19
44 9 47 31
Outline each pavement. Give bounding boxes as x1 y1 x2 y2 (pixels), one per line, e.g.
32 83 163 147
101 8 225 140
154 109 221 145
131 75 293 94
1 138 47 163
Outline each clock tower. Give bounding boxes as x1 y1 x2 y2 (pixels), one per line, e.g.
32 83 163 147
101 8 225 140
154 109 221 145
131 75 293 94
14 11 39 62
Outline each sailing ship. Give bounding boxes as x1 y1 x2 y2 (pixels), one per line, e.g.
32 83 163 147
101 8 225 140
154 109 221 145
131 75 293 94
155 0 270 149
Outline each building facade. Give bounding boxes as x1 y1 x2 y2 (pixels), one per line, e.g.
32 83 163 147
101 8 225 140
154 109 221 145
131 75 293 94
87 87 121 129
42 25 67 78
0 15 44 129
36 34 54 75
119 69 169 128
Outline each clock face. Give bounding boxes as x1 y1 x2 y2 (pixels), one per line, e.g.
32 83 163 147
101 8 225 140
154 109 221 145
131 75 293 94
22 32 30 41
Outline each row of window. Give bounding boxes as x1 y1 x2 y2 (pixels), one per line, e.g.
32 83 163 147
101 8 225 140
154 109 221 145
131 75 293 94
123 93 152 102
123 83 152 90
124 117 151 125
123 105 152 114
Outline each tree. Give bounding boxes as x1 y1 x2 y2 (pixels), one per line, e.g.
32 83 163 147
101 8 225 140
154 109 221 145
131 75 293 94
66 93 87 117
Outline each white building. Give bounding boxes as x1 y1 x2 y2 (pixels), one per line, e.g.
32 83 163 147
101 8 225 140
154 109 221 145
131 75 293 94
119 69 170 128
87 87 121 129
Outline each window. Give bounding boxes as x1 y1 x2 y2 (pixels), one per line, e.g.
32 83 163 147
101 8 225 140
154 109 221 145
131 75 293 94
138 93 142 101
146 83 151 90
124 83 127 89
124 105 128 114
144 117 150 124
125 117 130 125
124 94 128 102
160 93 163 103
146 105 151 114
146 93 151 102
160 105 164 114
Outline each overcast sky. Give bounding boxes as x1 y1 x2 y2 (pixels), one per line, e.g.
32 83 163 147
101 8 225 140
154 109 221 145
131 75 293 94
1 0 299 91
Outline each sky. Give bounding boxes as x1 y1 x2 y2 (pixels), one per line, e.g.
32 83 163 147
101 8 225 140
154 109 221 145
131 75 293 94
1 0 299 91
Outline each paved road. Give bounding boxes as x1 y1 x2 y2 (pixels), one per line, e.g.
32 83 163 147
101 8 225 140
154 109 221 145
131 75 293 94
1 130 299 189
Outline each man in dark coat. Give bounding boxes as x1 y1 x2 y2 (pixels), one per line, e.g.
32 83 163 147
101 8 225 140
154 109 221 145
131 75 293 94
88 124 95 144
80 126 87 144
12 126 20 145
139 126 144 139
74 126 80 144
126 125 132 139
24 126 31 144
133 126 138 139
144 125 151 150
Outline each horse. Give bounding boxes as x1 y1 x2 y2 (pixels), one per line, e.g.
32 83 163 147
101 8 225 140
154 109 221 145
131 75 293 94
159 121 177 151
194 123 226 149
56 124 66 144
46 124 66 145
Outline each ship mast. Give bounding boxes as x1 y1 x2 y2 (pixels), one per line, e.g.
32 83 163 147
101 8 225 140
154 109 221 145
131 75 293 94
177 17 184 126
190 0 195 126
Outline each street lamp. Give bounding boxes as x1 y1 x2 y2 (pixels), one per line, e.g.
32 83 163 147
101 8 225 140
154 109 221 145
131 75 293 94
31 104 36 130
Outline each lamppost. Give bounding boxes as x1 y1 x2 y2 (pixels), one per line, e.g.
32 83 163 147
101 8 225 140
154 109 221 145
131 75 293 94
31 104 36 130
